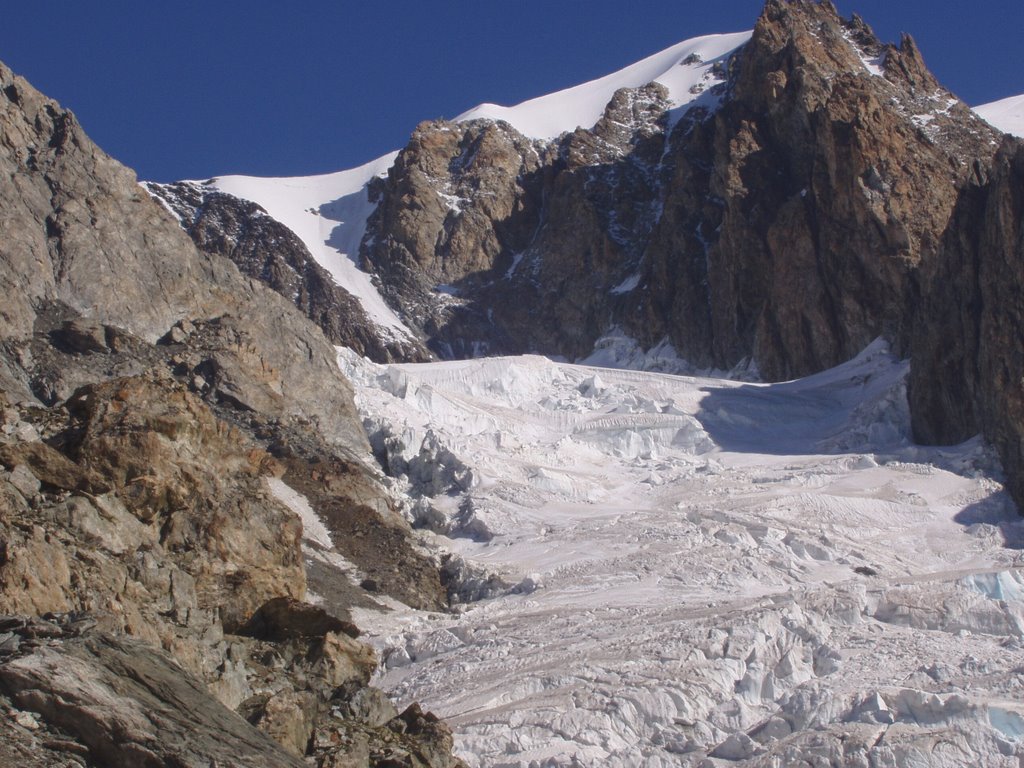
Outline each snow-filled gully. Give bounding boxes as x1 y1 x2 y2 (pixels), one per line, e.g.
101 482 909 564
333 341 1024 767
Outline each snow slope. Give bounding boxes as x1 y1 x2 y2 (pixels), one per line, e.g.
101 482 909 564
975 94 1024 138
337 342 1024 767
209 152 411 338
456 32 751 139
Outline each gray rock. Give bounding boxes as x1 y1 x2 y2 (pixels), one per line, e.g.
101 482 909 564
0 629 308 767
49 319 109 354
342 686 399 728
6 465 39 499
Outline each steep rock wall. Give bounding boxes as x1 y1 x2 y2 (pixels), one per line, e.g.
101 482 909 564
358 1 999 378
910 140 1024 506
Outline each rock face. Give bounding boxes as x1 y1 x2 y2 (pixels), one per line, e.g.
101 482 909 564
0 60 370 450
0 617 308 768
358 0 1000 378
652 1 998 380
0 57 462 767
360 83 677 360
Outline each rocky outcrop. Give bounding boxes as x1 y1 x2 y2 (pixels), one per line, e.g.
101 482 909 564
360 83 676 359
145 181 431 363
0 60 372 452
0 60 214 346
647 0 999 379
358 0 1000 377
0 616 308 768
0 372 460 766
0 615 463 767
0 57 462 766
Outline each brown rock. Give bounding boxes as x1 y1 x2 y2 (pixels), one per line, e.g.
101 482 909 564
0 527 72 615
311 631 377 690
0 441 105 494
49 319 110 355
254 689 318 756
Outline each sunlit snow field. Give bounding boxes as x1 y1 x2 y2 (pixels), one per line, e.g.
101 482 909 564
335 342 1024 767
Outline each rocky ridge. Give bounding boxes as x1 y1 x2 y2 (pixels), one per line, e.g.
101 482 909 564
0 58 464 766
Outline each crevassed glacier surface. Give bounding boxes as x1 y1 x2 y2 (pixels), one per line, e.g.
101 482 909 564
338 341 1024 767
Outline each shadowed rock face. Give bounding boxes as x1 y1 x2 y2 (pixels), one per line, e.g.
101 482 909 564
0 53 463 768
910 141 1024 507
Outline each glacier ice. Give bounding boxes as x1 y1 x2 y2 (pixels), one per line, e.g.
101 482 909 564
336 342 1024 767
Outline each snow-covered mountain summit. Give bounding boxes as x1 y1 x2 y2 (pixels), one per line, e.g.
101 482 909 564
456 31 750 139
148 27 753 364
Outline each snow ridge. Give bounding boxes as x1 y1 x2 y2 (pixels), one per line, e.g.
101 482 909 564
177 31 751 350
456 32 751 139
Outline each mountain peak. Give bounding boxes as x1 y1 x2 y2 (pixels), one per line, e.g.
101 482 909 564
454 31 751 140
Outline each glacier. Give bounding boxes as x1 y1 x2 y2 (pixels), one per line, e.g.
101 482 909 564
328 341 1024 767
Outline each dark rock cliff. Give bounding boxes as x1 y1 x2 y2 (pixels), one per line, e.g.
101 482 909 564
0 59 463 767
652 0 999 380
909 140 1024 507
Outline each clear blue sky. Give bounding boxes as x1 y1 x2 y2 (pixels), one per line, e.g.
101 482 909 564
2 1 1020 182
